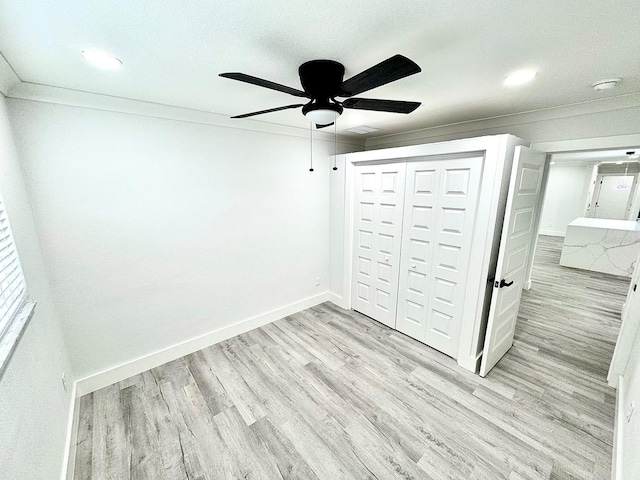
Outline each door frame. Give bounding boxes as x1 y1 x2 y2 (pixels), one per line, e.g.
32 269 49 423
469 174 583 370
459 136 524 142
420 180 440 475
523 133 640 289
333 134 528 373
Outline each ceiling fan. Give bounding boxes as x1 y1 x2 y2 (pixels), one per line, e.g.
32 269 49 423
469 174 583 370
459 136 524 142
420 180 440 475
219 54 422 128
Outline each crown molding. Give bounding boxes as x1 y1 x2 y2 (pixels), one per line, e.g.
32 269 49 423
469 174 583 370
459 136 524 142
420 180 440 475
0 52 20 96
5 68 640 153
365 92 640 149
532 134 640 154
6 81 366 148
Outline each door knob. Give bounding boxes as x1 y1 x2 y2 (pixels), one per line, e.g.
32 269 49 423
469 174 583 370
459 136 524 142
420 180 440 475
411 265 417 269
385 258 390 263
495 279 514 288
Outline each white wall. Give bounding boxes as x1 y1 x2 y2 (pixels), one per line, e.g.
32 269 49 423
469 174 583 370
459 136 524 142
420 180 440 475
365 94 640 150
620 330 640 479
538 163 593 236
328 154 347 307
612 254 640 480
7 98 360 384
0 95 73 479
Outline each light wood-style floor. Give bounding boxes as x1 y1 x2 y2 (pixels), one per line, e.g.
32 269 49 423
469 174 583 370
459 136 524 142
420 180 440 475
73 236 630 479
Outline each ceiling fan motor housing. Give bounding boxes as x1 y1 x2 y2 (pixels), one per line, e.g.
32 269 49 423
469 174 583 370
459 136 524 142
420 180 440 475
298 60 345 99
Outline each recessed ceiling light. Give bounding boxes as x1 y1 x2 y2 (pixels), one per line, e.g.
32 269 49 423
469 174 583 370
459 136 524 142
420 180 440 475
81 50 122 70
550 161 556 165
504 69 537 87
592 78 621 91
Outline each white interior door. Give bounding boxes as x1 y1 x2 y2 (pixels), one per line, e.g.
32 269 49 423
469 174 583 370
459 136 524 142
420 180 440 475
593 175 634 220
396 157 482 357
480 146 546 376
351 163 406 328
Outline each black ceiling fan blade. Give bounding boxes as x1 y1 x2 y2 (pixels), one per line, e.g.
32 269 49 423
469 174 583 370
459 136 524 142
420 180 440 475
316 122 335 129
342 98 421 114
220 73 308 98
231 104 305 119
338 55 421 97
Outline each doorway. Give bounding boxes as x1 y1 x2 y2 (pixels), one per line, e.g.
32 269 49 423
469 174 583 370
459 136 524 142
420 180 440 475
501 146 640 477
526 146 638 327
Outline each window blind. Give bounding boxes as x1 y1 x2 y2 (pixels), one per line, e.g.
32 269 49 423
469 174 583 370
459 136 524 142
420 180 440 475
0 198 27 340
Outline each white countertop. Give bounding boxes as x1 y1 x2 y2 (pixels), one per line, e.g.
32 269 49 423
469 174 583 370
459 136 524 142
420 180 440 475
568 217 640 232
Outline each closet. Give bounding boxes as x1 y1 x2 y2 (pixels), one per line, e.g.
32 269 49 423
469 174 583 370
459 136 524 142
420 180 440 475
330 135 547 375
352 156 482 358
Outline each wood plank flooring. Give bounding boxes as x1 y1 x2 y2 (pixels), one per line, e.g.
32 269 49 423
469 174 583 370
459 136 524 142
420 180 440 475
74 235 630 479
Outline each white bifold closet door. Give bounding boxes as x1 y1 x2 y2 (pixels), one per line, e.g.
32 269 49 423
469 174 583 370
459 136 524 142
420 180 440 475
395 158 482 357
351 163 406 328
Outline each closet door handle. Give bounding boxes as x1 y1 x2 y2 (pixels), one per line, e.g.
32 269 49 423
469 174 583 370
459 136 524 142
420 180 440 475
496 279 514 288
411 265 417 269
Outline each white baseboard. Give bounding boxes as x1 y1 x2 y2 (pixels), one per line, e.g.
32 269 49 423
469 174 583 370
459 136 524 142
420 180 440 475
613 375 624 480
75 292 329 396
328 292 349 309
538 229 565 237
457 350 482 373
60 381 78 480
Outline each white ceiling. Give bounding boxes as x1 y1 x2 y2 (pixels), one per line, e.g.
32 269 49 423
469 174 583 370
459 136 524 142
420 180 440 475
1 0 639 137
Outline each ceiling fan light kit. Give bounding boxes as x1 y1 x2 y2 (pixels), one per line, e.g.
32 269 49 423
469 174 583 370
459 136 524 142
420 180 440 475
219 54 422 128
303 101 343 125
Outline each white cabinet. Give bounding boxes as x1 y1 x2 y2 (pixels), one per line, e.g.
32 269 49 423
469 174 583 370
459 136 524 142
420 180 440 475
331 135 547 375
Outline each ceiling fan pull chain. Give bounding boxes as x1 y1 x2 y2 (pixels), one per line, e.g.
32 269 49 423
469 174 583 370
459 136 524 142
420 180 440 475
309 121 314 172
333 120 338 171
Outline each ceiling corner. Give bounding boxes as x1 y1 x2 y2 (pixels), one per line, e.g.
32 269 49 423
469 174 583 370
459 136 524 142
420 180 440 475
0 52 21 96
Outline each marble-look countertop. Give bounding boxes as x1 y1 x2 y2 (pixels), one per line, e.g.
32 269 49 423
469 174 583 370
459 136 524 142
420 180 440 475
560 217 640 277
567 217 640 232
